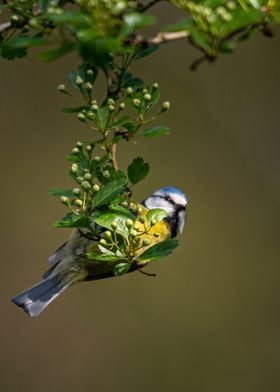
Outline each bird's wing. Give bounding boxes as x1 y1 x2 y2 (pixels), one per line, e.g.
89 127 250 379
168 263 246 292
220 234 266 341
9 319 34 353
48 242 68 264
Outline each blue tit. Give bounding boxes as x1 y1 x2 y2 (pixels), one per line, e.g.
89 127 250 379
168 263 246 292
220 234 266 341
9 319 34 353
12 186 187 317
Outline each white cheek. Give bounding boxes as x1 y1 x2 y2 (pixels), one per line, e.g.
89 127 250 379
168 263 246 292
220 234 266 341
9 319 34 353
144 197 174 215
178 210 186 234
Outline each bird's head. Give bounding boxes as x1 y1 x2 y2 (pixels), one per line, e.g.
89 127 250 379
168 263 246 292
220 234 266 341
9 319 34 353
143 186 187 238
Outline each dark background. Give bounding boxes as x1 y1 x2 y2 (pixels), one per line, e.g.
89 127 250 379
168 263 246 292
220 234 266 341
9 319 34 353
1 4 280 392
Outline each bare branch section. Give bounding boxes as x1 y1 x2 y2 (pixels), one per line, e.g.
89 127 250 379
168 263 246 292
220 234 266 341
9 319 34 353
148 31 189 45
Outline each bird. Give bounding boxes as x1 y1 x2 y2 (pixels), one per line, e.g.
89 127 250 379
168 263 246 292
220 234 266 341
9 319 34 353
12 186 187 317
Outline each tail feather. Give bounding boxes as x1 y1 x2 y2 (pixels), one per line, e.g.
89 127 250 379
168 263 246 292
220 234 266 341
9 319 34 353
11 276 71 317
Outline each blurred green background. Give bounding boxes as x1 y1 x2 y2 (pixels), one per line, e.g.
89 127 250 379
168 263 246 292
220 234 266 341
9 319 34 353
1 4 280 392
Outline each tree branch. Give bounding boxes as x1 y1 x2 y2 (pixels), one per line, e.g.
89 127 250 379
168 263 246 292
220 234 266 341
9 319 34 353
111 143 118 170
148 31 189 45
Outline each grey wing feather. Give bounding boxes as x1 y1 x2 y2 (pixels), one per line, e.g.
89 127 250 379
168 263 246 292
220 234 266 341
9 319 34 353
48 242 67 264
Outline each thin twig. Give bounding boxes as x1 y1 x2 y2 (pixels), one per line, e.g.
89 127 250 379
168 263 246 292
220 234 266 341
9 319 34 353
111 143 118 170
137 268 157 277
148 31 189 45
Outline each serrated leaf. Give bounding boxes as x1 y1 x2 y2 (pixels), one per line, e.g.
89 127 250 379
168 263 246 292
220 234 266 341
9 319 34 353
141 126 170 138
146 208 168 225
127 157 150 185
92 178 127 208
114 262 131 276
138 239 179 262
133 45 159 61
92 209 135 237
54 213 89 228
49 188 76 197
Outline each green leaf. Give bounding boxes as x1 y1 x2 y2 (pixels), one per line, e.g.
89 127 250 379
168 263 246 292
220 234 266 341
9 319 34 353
138 239 179 262
39 0 51 13
113 116 131 127
92 178 127 208
54 213 89 228
49 188 76 197
133 45 159 61
141 126 170 138
120 72 144 89
146 208 168 225
114 262 131 276
127 157 150 185
97 107 110 131
37 42 75 61
122 13 155 36
92 209 135 237
87 252 122 262
1 35 47 60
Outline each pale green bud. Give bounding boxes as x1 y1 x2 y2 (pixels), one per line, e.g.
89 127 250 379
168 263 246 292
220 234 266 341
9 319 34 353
152 82 159 89
91 104 98 112
107 98 115 105
78 113 86 122
92 184 100 192
119 102 125 110
83 173 92 181
108 105 115 112
162 101 170 111
133 98 141 107
142 238 150 246
121 201 128 208
75 76 83 85
93 156 100 162
86 145 92 152
77 176 83 184
125 219 134 228
104 231 112 239
71 163 78 173
72 147 79 154
86 69 94 76
142 88 148 94
60 196 69 204
85 82 93 91
103 170 110 178
99 238 107 246
144 93 151 102
126 87 133 95
58 84 67 93
74 199 83 207
72 188 81 196
111 221 118 230
81 181 91 190
76 141 83 147
226 1 236 10
130 229 138 237
87 111 94 120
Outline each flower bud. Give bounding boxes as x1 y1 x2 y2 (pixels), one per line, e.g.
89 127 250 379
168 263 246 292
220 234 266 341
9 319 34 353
107 98 115 105
92 184 100 192
58 84 67 93
99 238 107 246
152 82 159 89
162 101 170 111
121 201 128 208
87 111 94 120
86 145 92 152
137 206 143 214
126 87 133 95
125 219 134 228
108 105 115 112
133 98 141 107
73 188 81 196
103 170 110 178
81 181 91 190
78 113 86 122
142 238 150 246
226 1 236 10
144 93 151 102
60 196 69 205
72 147 80 154
71 163 78 173
75 76 83 85
76 141 82 147
83 173 92 181
93 156 100 162
85 82 93 91
83 168 89 173
130 203 137 212
104 231 112 240
119 102 125 110
74 199 83 207
91 104 98 112
111 221 118 230
130 229 138 238
77 176 83 184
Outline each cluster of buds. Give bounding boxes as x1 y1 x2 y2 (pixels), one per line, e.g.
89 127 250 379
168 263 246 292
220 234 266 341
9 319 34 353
186 0 236 24
126 83 170 114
